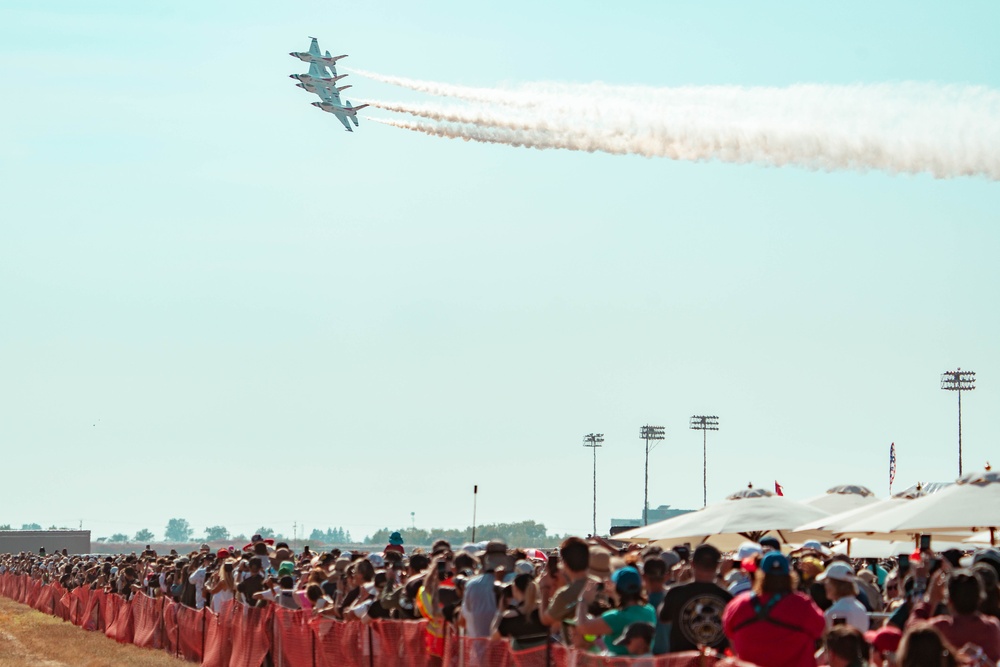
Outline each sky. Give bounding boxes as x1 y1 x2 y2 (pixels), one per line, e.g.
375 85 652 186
1 1 998 543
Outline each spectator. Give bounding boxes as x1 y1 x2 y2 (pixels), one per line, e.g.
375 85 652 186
640 554 673 654
974 563 1000 620
494 573 547 650
206 559 236 613
909 569 1000 661
462 540 508 638
236 557 265 605
575 566 656 656
540 537 592 645
612 622 655 657
818 562 869 631
660 544 733 653
897 623 962 667
823 625 869 667
723 552 825 667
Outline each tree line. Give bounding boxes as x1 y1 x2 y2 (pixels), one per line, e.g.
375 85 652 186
87 519 354 544
363 521 564 548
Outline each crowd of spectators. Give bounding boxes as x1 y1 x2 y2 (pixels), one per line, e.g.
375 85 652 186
2 531 1000 666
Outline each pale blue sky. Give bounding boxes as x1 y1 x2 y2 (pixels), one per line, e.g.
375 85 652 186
1 1 998 542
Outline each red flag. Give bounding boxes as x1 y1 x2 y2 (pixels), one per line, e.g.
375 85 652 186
774 480 784 496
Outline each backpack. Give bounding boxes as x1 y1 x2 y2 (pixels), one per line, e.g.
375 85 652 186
731 594 810 635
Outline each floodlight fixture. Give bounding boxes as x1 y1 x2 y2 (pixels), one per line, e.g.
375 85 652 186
583 433 604 536
640 425 665 525
690 415 720 507
941 368 976 476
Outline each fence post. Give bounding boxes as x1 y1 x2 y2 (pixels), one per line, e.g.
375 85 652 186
368 624 374 667
311 619 317 667
202 610 207 661
272 611 280 667
176 606 181 659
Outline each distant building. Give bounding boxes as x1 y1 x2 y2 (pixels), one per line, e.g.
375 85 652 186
0 530 91 555
610 505 694 535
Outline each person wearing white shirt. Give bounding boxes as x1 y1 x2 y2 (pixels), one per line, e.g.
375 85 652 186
188 566 207 609
817 562 870 632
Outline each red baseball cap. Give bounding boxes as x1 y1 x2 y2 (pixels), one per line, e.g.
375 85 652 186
865 625 902 654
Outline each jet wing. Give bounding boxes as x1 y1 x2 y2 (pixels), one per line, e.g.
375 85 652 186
315 82 344 107
334 111 353 132
307 60 331 80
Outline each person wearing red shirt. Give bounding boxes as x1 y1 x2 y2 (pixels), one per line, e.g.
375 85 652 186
908 569 1000 661
723 552 827 667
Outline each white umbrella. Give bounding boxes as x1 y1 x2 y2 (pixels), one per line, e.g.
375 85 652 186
829 538 972 559
834 470 1000 545
615 488 830 551
802 485 878 515
795 493 918 540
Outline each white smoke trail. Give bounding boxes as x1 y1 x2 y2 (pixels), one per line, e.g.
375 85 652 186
365 116 630 154
355 70 1000 179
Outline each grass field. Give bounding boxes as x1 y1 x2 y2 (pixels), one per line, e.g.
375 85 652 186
0 597 184 667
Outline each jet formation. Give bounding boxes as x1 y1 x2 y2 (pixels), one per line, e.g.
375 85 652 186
290 37 368 132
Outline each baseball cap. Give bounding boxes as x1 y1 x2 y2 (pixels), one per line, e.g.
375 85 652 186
514 560 535 576
613 622 654 647
865 625 902 654
760 552 790 576
367 553 385 568
278 561 295 576
659 550 681 569
759 537 781 552
973 548 1000 574
216 549 229 560
611 566 642 595
817 561 856 582
736 542 762 560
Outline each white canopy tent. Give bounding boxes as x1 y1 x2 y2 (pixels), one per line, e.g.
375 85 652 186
802 484 878 515
615 488 830 551
829 538 973 559
834 470 1000 545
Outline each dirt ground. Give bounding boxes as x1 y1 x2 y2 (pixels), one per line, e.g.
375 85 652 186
0 597 184 667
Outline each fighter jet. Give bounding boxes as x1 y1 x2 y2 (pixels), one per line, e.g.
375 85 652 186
290 37 368 131
296 81 352 95
310 98 369 132
289 63 348 90
289 37 347 69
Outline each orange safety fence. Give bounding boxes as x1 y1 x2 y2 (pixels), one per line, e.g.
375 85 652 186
271 607 316 667
0 573 761 667
314 617 365 667
369 619 433 667
132 592 164 649
228 600 272 667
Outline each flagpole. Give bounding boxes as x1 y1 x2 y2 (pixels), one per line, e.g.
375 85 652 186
889 443 896 496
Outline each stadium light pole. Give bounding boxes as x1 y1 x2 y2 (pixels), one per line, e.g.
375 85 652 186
690 416 720 507
583 433 604 536
640 425 665 525
941 369 976 476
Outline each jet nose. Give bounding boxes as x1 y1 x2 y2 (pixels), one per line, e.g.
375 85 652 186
288 74 296 79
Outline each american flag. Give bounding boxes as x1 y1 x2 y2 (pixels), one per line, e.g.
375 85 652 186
889 442 897 492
